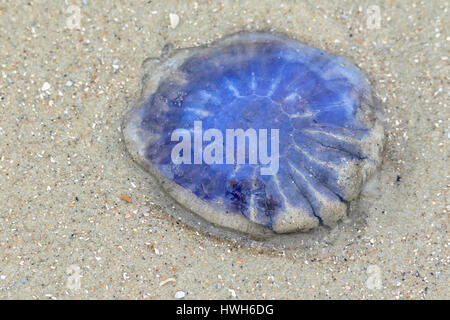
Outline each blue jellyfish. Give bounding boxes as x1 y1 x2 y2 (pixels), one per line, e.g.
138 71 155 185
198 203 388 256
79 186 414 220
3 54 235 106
123 33 384 240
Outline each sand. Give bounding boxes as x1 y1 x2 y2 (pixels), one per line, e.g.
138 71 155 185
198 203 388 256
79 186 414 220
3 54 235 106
0 0 448 299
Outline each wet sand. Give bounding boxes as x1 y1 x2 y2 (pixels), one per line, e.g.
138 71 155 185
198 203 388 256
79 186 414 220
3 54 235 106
0 0 448 299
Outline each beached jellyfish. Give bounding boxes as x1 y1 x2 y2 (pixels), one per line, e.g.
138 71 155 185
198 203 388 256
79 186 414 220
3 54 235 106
123 32 384 241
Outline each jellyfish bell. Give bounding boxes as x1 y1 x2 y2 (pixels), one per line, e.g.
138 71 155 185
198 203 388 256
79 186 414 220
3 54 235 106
122 32 384 247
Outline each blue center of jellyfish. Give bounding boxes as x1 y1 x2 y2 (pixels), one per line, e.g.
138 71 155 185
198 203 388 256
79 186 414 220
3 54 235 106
140 40 370 228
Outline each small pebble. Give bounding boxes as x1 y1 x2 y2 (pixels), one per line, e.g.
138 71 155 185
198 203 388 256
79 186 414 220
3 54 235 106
41 82 51 91
228 289 236 298
169 13 179 29
174 291 185 299
120 195 132 203
65 81 73 87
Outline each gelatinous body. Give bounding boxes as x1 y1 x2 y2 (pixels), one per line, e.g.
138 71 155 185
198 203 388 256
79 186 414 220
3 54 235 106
123 33 384 240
